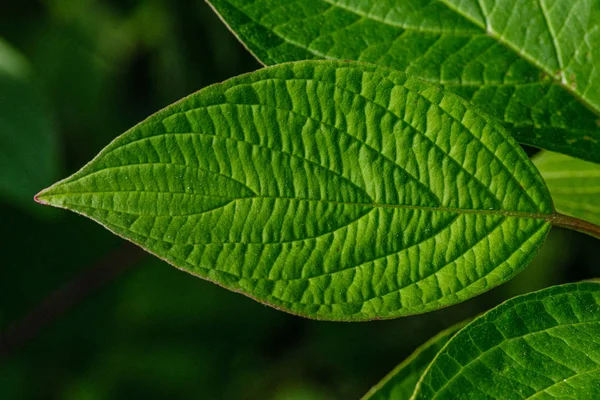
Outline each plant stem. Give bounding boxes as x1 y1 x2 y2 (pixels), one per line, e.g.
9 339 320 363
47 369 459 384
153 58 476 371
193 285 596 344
551 213 600 240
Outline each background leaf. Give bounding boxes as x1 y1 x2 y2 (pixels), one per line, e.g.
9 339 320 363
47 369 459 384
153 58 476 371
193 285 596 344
363 320 467 400
0 38 59 211
534 151 600 226
38 60 554 320
412 282 600 399
206 0 600 163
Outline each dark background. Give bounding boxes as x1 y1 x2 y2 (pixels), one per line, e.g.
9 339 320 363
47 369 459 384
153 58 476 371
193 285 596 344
0 1 597 399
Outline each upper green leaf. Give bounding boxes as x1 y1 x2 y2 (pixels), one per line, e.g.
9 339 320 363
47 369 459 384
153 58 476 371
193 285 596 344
0 38 59 211
37 60 553 320
534 151 600 227
363 321 467 400
412 282 600 399
206 0 600 163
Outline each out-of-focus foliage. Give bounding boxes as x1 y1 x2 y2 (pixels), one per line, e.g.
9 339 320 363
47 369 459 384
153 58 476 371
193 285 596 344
0 1 596 399
534 151 600 226
0 38 58 212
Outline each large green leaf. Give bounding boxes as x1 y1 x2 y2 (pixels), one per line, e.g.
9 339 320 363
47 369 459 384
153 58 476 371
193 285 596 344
206 0 600 163
37 60 555 320
0 38 59 210
363 321 467 400
534 151 600 226
412 282 600 399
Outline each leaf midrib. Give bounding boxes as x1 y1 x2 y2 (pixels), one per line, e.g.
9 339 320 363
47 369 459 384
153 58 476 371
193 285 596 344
41 190 555 221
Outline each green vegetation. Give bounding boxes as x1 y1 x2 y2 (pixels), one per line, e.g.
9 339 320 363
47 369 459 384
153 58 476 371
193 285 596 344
207 0 600 163
2 1 599 398
37 60 557 320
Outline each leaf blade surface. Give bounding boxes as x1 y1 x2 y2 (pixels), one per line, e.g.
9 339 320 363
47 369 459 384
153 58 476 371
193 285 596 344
38 61 553 320
206 0 600 163
412 282 600 399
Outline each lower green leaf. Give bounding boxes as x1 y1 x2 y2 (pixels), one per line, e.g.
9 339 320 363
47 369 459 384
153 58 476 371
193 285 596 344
412 282 600 399
363 321 467 400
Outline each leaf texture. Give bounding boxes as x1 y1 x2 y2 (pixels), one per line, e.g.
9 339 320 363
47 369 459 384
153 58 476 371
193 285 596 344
37 61 554 320
206 0 600 163
534 151 600 226
363 321 467 400
412 282 600 399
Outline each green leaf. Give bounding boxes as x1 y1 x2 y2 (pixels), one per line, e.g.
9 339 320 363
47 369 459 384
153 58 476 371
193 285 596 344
0 38 59 210
206 0 600 163
363 321 467 400
37 60 554 320
534 151 600 227
412 282 600 399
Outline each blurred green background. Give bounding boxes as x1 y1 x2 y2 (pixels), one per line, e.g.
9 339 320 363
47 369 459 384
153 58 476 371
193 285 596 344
0 1 597 399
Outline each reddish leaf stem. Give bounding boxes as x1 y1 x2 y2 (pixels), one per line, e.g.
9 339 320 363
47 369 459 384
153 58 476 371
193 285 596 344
551 213 600 240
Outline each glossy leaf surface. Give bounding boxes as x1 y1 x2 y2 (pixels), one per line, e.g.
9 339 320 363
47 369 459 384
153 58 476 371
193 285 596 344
413 282 600 399
534 151 600 226
0 38 58 210
206 0 600 163
363 321 466 400
37 61 553 320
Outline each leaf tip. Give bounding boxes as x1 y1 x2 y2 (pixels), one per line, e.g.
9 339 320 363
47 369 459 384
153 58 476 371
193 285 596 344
34 188 51 206
34 184 63 208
